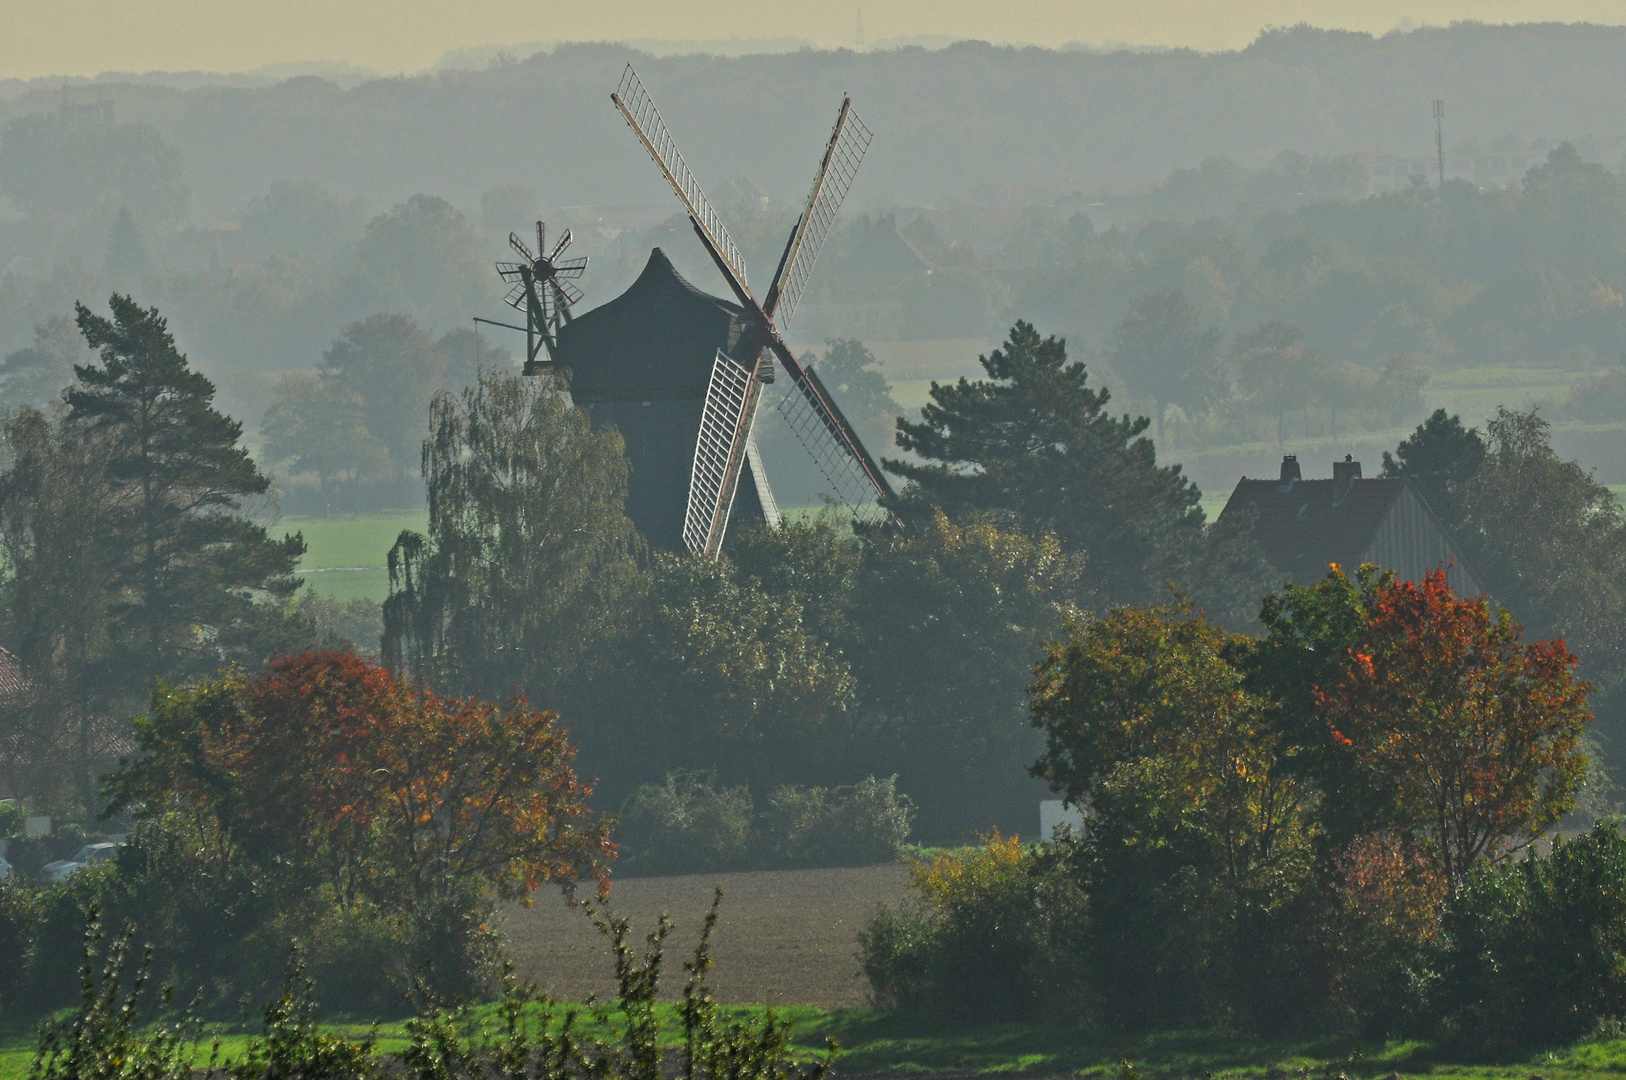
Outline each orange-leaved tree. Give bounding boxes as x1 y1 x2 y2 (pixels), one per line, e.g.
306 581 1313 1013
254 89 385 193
110 651 613 912
1315 569 1591 890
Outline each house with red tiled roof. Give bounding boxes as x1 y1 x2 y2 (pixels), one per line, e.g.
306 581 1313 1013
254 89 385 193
1217 454 1480 596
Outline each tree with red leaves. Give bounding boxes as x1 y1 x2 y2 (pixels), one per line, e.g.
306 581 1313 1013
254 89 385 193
1315 569 1591 890
110 651 613 912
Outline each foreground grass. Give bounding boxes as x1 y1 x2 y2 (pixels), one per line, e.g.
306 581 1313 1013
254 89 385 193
6 1003 1626 1080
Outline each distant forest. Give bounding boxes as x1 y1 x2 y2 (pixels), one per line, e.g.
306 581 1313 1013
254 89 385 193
3 22 1626 503
5 24 1626 217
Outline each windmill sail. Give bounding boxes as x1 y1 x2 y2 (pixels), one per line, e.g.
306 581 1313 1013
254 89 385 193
684 351 758 556
765 99 872 329
744 421 781 528
612 66 751 294
773 364 890 522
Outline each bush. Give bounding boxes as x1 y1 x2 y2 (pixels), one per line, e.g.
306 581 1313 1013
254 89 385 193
1436 821 1626 1049
618 773 917 876
760 776 916 868
1307 833 1445 1037
858 833 1093 1021
0 877 39 1008
0 799 25 838
11 815 501 1019
618 773 755 875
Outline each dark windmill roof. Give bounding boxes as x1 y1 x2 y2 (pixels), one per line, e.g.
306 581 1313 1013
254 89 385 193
555 248 754 403
1218 455 1479 593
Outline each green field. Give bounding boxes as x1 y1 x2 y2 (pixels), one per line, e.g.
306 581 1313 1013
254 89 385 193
282 510 427 602
6 1005 1626 1080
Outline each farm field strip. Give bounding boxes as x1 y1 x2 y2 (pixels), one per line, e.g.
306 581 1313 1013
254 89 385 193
282 510 427 602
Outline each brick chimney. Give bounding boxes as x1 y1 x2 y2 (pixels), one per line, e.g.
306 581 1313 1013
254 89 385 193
1332 454 1361 503
1278 454 1301 489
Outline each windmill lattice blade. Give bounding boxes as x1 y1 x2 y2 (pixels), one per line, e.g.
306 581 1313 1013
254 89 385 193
774 366 889 522
684 351 755 556
509 232 535 262
612 64 750 292
503 283 529 310
553 279 585 307
535 221 546 259
553 257 589 277
549 228 573 260
496 262 528 281
744 422 781 527
766 100 871 329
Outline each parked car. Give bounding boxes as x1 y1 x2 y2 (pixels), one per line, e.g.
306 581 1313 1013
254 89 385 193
40 841 121 884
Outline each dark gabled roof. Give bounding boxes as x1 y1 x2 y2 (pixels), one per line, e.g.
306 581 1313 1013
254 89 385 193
555 248 752 402
1219 475 1406 583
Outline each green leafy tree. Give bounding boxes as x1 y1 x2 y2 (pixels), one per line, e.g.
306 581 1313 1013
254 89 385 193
889 320 1203 606
1458 408 1626 648
67 295 306 692
344 194 489 329
590 553 855 800
1231 321 1320 444
1381 408 1485 529
260 371 394 511
1240 566 1384 853
434 327 513 392
382 369 643 708
811 338 899 453
0 114 188 224
0 316 91 413
318 313 448 476
1107 289 1225 444
0 409 115 811
846 512 1079 839
238 180 367 262
103 207 152 278
1029 600 1316 1027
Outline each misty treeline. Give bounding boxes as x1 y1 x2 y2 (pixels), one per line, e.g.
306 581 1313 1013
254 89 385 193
5 297 1626 843
5 27 1626 470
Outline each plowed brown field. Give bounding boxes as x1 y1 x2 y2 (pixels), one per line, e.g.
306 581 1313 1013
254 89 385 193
498 864 911 1008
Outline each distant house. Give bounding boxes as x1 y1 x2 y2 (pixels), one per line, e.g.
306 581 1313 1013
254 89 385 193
1217 454 1481 595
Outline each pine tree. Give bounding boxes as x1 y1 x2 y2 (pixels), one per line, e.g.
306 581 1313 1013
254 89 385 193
68 294 305 691
888 320 1204 606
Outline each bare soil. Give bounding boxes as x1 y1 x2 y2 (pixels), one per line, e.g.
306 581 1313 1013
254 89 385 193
498 864 912 1008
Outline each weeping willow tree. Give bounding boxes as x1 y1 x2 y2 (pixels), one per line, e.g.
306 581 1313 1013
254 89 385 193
382 369 643 705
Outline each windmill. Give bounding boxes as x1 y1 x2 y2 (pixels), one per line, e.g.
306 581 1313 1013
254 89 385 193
607 64 894 558
495 221 588 373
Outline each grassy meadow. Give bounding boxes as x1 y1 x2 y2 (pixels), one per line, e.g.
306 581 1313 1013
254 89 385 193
283 510 427 602
7 1005 1626 1080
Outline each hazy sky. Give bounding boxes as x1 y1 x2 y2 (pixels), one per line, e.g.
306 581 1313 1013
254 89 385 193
4 0 1626 80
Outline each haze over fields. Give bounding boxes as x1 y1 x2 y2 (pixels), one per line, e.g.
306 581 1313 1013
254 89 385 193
6 23 1626 499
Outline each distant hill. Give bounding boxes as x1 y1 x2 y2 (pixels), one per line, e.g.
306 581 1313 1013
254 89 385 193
4 24 1626 223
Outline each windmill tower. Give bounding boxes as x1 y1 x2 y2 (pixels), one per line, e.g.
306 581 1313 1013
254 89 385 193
572 64 892 557
496 221 588 373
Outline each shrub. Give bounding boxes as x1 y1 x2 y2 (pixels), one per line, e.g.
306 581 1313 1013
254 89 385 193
858 833 1093 1021
0 877 39 1008
1437 821 1626 1048
29 910 218 1080
1311 833 1446 1036
0 799 25 838
618 773 755 875
760 776 915 868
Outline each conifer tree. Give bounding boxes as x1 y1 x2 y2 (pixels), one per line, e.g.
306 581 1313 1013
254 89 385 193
888 320 1205 605
68 294 305 691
